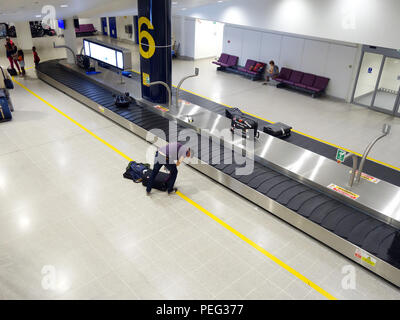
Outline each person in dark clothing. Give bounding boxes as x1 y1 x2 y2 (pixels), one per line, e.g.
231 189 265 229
17 50 26 76
146 142 191 195
4 37 21 75
32 46 40 67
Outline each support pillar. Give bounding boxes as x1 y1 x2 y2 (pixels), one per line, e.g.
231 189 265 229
138 0 172 104
14 21 33 51
63 18 78 64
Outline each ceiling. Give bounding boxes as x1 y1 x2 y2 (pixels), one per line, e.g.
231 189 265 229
0 0 227 22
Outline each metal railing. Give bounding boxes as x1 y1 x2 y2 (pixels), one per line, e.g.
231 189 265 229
176 68 199 108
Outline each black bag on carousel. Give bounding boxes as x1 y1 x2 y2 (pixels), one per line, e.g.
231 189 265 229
225 107 244 119
114 92 133 108
263 122 292 138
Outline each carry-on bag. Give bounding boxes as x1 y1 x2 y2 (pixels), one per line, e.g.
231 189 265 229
141 169 170 192
225 107 244 119
123 161 150 182
7 68 18 77
1 66 14 89
0 96 12 122
113 92 134 108
231 116 259 138
263 122 292 138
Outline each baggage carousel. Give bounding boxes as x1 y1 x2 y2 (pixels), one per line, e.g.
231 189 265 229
36 59 400 287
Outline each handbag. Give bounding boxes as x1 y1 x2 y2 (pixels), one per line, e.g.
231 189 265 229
0 66 14 89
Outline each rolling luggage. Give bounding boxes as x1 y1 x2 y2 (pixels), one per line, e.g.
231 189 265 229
1 66 14 89
142 169 170 192
7 68 17 77
225 107 243 119
263 122 292 138
0 96 12 122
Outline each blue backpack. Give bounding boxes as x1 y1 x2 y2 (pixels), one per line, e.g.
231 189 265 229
123 161 150 183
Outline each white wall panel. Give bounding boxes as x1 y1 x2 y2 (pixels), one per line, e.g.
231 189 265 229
279 36 305 70
325 44 358 99
222 26 243 59
259 33 282 66
301 40 329 75
183 18 196 58
239 29 262 65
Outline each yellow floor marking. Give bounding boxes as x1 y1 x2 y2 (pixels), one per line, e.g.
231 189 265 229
13 76 337 300
13 78 132 162
177 191 337 300
131 69 399 172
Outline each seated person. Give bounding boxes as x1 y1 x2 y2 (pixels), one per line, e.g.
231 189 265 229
263 60 279 84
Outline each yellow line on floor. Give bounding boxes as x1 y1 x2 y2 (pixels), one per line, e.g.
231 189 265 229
177 191 337 300
131 69 399 172
13 78 133 162
13 76 337 300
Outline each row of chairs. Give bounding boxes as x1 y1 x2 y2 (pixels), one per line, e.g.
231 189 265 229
213 53 330 97
212 53 265 81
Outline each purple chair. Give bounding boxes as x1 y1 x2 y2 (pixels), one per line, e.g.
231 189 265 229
307 76 330 93
222 55 238 68
238 59 256 73
275 68 293 82
295 73 316 89
284 70 304 85
213 53 229 66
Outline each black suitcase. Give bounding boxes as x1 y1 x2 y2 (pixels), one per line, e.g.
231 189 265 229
7 68 18 76
114 92 133 108
142 169 170 192
76 54 90 70
225 107 243 119
0 96 12 122
231 116 259 138
263 122 292 138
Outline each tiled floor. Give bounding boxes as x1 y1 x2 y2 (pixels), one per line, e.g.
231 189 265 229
0 37 399 300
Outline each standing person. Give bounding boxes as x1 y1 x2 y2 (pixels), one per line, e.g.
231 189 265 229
17 50 26 76
146 142 191 195
263 60 279 84
4 37 21 75
32 47 40 67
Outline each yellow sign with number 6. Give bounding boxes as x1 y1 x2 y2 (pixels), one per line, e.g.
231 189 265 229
139 17 156 59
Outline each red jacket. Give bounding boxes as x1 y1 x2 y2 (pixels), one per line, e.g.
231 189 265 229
33 51 40 63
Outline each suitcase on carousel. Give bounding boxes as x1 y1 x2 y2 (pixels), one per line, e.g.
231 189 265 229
142 169 170 192
225 107 244 119
263 122 292 138
0 96 12 122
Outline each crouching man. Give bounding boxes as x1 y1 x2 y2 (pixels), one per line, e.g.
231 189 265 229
146 142 191 195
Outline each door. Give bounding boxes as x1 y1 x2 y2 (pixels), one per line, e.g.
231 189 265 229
371 57 400 114
108 17 117 39
353 52 384 107
101 17 108 36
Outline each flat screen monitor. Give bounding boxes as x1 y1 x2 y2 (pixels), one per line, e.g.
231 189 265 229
58 20 65 30
83 39 125 70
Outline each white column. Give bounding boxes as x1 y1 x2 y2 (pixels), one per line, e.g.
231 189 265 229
63 18 78 64
14 21 33 51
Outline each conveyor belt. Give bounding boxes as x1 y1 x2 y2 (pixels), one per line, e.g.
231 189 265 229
126 71 400 188
37 60 400 282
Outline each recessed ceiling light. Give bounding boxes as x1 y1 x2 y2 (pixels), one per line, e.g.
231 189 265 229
60 4 69 8
172 1 178 4
181 8 187 10
36 14 41 17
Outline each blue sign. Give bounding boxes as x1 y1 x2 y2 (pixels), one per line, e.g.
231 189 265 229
368 67 373 73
